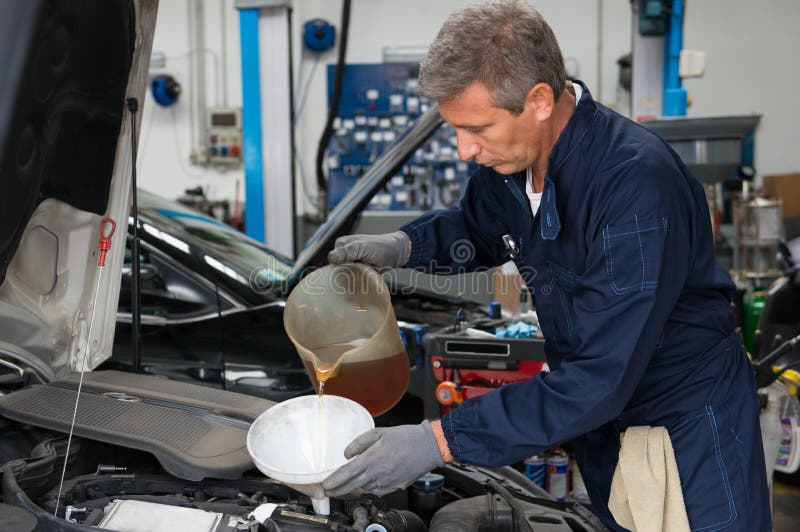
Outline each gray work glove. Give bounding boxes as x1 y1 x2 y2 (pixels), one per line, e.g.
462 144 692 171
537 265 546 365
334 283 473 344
323 420 445 497
327 231 411 268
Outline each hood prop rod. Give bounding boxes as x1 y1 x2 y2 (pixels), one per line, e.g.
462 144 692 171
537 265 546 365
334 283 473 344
127 97 143 374
54 217 117 517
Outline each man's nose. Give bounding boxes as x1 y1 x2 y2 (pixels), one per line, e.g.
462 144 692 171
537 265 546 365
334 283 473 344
455 130 481 161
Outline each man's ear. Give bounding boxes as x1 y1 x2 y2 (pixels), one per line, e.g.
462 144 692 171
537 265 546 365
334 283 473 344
524 82 555 122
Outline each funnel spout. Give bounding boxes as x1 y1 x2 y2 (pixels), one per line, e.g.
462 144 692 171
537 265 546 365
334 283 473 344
312 497 330 515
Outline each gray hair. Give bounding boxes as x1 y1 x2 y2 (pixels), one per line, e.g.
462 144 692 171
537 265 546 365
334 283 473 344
419 0 566 114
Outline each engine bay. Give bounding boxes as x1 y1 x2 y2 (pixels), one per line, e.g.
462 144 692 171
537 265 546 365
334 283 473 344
0 371 604 531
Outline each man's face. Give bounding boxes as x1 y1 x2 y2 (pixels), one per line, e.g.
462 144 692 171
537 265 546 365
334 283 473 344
438 82 542 175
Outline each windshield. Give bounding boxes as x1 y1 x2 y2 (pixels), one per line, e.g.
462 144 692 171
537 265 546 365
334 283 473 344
136 190 294 289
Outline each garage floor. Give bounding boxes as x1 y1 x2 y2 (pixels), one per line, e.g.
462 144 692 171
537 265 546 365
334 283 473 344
774 481 800 531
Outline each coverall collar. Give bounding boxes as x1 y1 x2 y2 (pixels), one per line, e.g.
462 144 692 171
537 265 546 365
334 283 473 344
546 80 597 181
502 81 597 239
530 80 597 240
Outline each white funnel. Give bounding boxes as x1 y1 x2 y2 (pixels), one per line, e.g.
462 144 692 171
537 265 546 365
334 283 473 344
247 395 374 515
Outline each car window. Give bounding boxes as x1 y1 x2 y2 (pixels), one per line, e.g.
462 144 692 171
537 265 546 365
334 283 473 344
118 242 218 320
137 190 293 292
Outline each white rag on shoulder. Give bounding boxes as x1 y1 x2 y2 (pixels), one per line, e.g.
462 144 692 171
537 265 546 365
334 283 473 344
608 426 690 532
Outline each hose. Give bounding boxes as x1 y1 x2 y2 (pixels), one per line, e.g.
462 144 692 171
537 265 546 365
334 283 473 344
373 510 427 532
315 0 352 210
754 333 800 388
429 494 514 532
350 505 369 532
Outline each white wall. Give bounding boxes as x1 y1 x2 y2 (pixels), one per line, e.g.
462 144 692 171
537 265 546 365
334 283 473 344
138 0 243 203
682 0 800 179
139 0 800 219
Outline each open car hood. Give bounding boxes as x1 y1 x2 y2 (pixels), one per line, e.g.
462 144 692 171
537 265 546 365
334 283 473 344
0 0 158 378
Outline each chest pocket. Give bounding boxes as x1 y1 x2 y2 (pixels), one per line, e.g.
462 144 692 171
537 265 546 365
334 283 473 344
602 215 668 295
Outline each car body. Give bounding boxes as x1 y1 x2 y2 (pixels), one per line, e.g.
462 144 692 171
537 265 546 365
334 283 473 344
0 1 604 529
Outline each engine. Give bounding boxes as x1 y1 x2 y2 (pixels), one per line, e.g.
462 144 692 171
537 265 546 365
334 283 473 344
0 371 603 531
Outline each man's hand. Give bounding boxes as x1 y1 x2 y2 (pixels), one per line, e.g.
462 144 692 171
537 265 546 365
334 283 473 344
327 231 411 268
323 421 445 497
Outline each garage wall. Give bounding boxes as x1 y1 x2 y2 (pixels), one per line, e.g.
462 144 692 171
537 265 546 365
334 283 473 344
139 0 799 223
137 0 243 204
681 0 800 180
137 0 629 216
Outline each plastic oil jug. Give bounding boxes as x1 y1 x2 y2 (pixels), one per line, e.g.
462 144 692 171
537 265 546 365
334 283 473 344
775 370 800 474
283 263 409 416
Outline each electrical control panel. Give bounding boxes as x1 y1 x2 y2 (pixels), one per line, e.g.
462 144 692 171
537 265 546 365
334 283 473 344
326 63 476 211
205 107 242 166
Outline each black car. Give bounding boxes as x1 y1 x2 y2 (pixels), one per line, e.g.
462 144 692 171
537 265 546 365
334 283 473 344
109 189 306 400
105 188 481 421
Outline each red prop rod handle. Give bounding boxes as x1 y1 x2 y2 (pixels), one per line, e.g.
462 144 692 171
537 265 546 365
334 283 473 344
97 218 117 266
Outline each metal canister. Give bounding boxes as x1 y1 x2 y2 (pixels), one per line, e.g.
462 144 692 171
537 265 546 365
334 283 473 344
546 452 569 501
523 455 546 488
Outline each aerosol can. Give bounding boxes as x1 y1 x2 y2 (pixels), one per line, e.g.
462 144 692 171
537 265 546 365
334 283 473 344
523 455 546 488
546 448 569 501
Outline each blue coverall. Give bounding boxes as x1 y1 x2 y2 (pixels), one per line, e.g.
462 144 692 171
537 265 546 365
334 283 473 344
400 82 770 530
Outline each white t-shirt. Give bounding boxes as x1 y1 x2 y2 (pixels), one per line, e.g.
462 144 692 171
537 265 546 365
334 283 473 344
525 167 543 217
525 81 582 217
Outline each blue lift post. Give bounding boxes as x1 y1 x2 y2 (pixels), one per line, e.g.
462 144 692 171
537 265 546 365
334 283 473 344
662 0 688 116
238 8 265 243
236 2 295 257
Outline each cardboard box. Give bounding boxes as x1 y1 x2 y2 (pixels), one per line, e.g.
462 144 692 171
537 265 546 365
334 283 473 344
492 266 526 315
762 173 800 218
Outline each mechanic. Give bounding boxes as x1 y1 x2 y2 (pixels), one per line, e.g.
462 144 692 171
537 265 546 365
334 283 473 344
323 1 770 529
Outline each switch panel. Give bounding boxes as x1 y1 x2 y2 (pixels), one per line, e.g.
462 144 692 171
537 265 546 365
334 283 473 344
326 63 476 211
206 107 242 166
